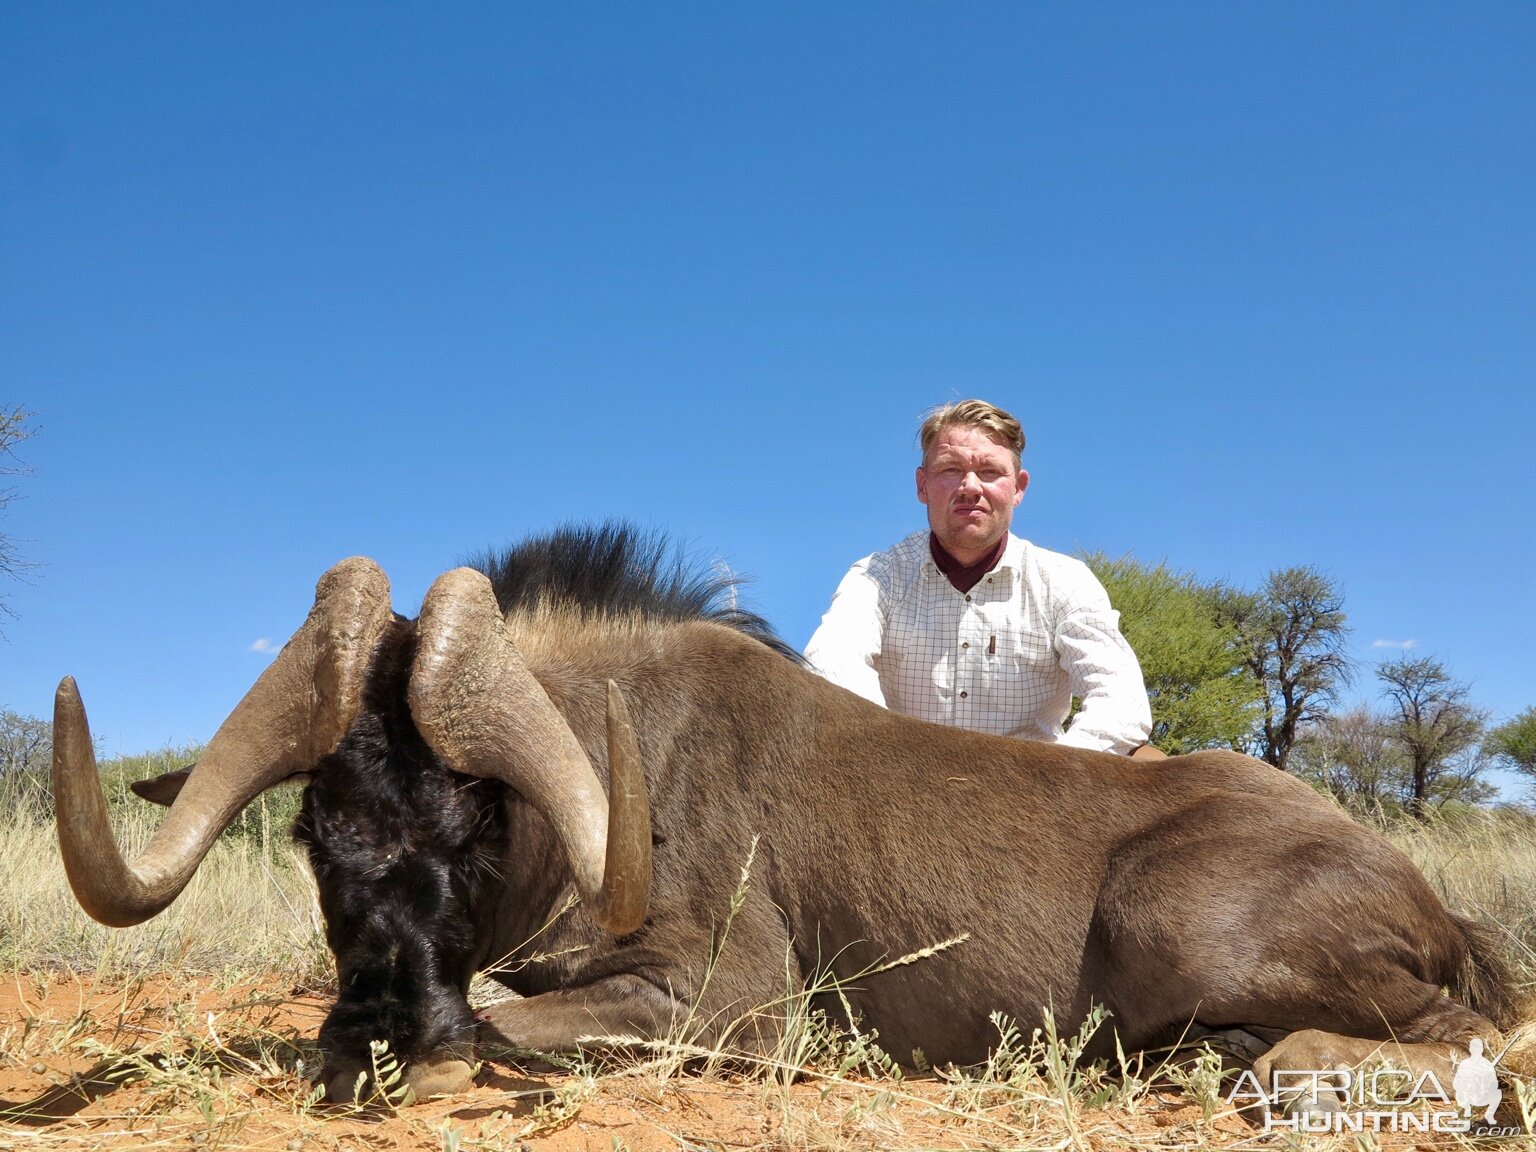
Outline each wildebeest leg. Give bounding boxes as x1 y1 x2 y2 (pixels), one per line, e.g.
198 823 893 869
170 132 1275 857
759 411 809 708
480 933 804 1069
1250 1028 1507 1124
477 974 687 1054
1230 974 1508 1123
1092 799 1505 1048
1094 799 1510 1124
1184 1025 1275 1065
477 971 793 1058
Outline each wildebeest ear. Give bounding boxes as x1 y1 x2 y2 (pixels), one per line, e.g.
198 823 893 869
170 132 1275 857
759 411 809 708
130 768 193 807
129 766 313 807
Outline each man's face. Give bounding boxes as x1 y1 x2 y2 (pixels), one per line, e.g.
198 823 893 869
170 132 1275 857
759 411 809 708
916 424 1029 565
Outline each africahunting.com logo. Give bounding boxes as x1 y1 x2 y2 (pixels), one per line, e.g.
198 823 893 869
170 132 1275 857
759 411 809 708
1226 1037 1526 1137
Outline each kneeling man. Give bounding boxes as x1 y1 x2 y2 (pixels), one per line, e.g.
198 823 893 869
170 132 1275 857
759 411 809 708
805 399 1157 757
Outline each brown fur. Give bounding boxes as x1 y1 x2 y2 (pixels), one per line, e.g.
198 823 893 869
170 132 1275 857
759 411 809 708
473 613 1509 1070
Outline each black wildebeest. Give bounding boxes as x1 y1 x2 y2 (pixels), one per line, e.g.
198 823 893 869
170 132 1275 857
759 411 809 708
53 526 1514 1102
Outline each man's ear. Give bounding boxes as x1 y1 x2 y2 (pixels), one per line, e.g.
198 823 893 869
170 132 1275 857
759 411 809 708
1014 468 1030 505
916 465 930 506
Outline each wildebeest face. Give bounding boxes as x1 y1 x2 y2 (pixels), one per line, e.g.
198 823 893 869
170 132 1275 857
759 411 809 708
294 676 509 1101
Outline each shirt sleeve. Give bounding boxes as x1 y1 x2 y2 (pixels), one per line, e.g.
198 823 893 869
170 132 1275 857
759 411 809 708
1051 571 1153 755
803 558 889 707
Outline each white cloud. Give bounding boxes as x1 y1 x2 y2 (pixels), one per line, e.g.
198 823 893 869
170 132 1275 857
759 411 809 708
250 638 280 655
1371 639 1417 650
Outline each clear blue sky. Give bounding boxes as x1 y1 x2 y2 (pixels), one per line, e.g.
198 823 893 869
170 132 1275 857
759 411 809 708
2 5 1532 783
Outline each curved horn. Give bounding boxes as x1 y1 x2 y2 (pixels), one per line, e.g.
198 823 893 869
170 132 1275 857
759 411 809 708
54 558 394 927
408 567 652 936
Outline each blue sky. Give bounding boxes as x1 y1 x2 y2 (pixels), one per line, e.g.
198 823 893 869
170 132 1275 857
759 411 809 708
2 4 1532 785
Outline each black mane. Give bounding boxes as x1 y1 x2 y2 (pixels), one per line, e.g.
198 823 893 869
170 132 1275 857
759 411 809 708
462 522 801 663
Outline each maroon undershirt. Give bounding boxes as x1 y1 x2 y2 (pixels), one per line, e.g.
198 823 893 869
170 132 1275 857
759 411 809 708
929 532 1006 594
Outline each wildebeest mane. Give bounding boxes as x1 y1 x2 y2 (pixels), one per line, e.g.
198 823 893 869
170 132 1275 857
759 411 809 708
463 522 801 663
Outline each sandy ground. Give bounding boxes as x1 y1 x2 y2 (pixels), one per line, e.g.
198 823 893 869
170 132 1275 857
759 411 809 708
0 973 1514 1151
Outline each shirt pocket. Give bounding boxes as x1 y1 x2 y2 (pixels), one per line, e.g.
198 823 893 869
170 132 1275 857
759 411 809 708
981 626 1054 689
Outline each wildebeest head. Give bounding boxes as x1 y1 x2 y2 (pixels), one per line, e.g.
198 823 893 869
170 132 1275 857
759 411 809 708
52 554 653 1101
294 619 506 1100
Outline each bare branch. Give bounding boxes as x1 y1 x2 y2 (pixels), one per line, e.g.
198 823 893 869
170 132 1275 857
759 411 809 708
0 404 38 620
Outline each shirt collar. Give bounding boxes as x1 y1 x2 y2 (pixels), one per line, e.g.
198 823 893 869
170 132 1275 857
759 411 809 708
997 532 1025 574
929 533 1003 592
925 532 1022 587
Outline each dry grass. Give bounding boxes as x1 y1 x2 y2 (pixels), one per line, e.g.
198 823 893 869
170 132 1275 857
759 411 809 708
5 773 1536 1149
1 750 322 981
1386 805 1536 993
0 813 328 983
0 972 1274 1151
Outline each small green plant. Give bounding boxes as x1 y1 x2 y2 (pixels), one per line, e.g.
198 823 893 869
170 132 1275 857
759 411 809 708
352 1038 413 1109
1161 1042 1228 1125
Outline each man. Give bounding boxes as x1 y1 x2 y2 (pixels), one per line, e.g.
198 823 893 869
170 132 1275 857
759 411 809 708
804 399 1157 757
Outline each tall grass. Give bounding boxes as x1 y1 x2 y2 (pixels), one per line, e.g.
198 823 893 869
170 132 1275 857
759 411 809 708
0 743 303 840
1382 804 1536 992
0 746 323 980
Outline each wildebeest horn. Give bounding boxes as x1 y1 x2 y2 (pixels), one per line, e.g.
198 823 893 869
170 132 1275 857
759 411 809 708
408 567 652 937
53 558 394 928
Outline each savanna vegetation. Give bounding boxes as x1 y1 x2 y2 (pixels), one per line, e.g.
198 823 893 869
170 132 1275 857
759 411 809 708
0 404 37 625
1085 553 1535 820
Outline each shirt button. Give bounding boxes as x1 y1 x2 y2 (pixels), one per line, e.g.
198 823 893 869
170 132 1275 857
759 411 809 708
959 690 968 699
964 594 972 602
961 641 969 649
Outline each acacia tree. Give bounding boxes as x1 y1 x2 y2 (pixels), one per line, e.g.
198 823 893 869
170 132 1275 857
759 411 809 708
1082 553 1261 754
0 708 51 776
1 405 36 619
1209 566 1353 772
1291 706 1406 817
1293 704 1495 816
1486 706 1536 790
0 708 52 818
1377 656 1490 819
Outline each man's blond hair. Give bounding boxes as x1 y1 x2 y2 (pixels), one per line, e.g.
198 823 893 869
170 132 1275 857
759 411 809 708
918 399 1025 468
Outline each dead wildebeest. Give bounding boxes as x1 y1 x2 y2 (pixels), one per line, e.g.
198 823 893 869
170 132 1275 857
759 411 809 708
52 525 1514 1104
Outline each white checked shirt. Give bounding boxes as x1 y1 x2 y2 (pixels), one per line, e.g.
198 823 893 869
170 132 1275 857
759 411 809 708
804 531 1152 753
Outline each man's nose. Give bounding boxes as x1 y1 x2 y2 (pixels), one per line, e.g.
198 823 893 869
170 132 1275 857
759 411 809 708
957 470 982 494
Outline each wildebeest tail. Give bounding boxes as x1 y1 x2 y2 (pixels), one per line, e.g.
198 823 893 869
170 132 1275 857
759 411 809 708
1450 912 1518 1030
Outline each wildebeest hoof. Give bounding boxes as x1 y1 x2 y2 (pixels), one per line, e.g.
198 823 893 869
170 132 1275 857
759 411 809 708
321 1065 368 1104
402 1054 478 1100
321 1054 477 1105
